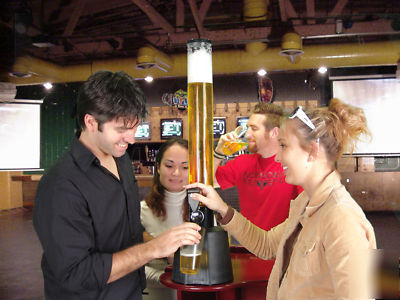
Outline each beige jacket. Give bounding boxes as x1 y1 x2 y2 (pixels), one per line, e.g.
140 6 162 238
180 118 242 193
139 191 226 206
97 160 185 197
223 171 376 300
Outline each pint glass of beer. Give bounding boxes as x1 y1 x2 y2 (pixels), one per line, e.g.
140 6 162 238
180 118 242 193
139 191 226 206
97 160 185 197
180 227 205 274
221 138 248 156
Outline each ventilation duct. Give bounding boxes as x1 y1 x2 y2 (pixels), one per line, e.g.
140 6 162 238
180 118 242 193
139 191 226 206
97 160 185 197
244 0 269 21
244 0 269 55
279 32 304 63
136 45 173 72
9 58 33 78
6 40 400 85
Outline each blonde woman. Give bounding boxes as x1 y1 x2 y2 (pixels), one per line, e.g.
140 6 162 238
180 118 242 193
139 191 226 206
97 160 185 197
187 98 377 299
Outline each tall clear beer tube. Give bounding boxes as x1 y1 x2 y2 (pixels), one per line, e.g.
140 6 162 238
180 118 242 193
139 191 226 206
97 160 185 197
180 39 214 275
187 39 214 186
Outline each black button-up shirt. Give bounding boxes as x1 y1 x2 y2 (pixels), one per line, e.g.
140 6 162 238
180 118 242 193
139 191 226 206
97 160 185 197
33 138 145 299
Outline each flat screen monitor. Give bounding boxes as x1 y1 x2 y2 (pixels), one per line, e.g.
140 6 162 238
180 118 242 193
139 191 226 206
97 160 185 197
213 117 226 138
236 117 249 131
134 122 151 140
160 118 183 139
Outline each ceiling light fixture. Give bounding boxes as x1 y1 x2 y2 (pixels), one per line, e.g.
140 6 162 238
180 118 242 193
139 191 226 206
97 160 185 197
144 76 153 83
257 69 267 76
318 66 328 74
43 82 53 90
279 32 304 63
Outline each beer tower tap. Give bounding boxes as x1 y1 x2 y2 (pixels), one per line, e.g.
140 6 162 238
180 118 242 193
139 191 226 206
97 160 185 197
187 187 214 228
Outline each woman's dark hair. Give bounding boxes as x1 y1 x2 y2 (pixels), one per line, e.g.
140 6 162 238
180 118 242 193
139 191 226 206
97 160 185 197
77 70 148 131
145 138 189 221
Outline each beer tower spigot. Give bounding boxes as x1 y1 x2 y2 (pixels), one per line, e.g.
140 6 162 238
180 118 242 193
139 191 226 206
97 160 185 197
172 39 233 285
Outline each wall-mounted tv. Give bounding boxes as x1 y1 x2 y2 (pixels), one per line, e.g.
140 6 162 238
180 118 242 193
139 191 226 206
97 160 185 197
160 118 183 139
213 117 226 138
236 117 249 131
135 122 151 140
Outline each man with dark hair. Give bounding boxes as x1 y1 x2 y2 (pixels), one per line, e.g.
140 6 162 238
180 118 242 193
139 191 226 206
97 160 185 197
213 102 302 231
33 71 200 299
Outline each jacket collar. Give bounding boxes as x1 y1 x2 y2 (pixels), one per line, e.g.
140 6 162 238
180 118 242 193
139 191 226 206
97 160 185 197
299 170 342 223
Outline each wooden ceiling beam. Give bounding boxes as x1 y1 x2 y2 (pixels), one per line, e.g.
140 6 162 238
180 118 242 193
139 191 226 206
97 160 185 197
63 0 88 36
329 0 349 16
278 0 298 22
278 0 287 22
286 0 299 20
306 0 315 24
131 0 175 36
188 0 206 37
199 0 213 23
176 0 185 32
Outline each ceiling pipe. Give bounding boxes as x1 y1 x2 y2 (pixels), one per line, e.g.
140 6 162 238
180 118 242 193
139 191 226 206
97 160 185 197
7 40 400 85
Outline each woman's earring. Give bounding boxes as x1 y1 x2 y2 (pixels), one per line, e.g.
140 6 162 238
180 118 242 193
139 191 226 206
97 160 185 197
310 156 314 161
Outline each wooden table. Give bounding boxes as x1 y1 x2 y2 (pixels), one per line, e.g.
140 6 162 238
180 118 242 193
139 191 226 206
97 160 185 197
160 247 274 300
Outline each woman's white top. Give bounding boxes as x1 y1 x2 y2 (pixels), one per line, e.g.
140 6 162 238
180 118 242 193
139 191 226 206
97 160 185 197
140 189 186 290
141 189 186 237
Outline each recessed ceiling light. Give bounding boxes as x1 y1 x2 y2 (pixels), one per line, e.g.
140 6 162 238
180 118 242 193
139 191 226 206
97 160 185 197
318 66 328 74
144 76 153 82
43 82 53 90
257 69 267 76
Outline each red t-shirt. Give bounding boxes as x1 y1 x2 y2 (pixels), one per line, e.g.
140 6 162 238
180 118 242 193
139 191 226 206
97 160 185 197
216 153 303 230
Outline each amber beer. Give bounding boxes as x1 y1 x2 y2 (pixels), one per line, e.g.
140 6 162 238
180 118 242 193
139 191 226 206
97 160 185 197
221 140 248 156
188 82 214 185
180 249 202 275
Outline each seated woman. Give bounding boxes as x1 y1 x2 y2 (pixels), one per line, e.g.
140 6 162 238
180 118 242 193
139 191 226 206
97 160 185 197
187 98 377 299
141 138 189 299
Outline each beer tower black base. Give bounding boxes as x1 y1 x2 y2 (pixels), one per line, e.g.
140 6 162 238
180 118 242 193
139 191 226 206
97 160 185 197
172 226 233 285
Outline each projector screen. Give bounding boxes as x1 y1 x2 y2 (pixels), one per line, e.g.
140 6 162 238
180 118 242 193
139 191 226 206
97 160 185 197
332 78 400 155
0 100 42 170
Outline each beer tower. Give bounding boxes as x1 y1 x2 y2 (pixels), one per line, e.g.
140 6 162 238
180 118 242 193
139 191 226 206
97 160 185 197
187 39 214 228
172 39 233 285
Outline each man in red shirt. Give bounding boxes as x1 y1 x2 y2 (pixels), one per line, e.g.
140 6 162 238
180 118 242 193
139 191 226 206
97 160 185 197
213 103 302 230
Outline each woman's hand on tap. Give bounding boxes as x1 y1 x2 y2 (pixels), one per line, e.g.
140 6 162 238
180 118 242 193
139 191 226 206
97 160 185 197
185 183 229 219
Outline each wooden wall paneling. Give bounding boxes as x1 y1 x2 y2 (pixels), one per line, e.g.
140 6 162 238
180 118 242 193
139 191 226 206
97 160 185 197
147 106 188 142
0 172 23 210
341 172 395 211
337 156 357 172
382 172 400 211
145 100 319 142
307 100 319 109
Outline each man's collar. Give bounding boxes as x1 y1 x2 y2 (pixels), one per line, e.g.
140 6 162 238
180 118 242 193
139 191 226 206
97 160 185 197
70 137 99 172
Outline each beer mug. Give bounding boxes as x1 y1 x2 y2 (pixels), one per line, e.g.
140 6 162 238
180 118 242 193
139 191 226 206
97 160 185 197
221 129 248 156
180 227 205 275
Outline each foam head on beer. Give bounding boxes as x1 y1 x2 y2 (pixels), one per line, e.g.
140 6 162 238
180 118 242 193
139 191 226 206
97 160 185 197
187 40 213 84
